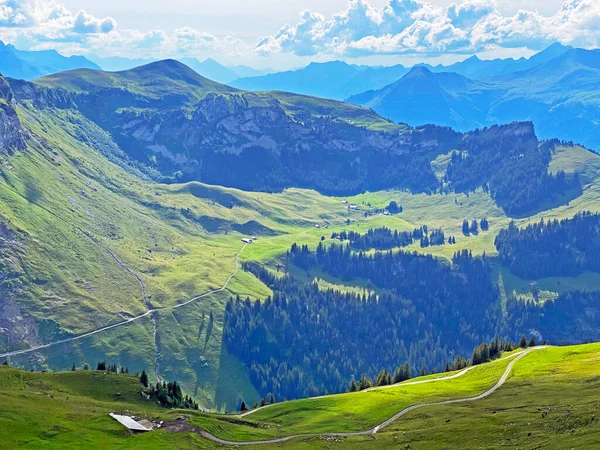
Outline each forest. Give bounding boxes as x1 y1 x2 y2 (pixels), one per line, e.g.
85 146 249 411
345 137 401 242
330 226 447 250
224 237 600 402
223 246 501 401
495 212 600 278
444 129 580 215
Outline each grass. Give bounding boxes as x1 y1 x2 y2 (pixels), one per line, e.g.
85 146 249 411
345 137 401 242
1 343 598 448
4 95 600 416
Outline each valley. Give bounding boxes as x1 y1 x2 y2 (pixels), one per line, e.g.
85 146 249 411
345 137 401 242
0 49 599 448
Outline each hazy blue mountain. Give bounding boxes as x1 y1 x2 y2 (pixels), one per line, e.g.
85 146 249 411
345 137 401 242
178 57 240 84
228 64 275 78
0 41 99 80
231 44 573 100
87 55 156 72
348 48 600 150
424 43 573 79
231 61 362 98
348 66 501 130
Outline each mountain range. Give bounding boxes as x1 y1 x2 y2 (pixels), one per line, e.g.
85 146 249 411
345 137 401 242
87 54 274 83
349 48 600 150
230 43 574 100
0 41 100 80
1 42 600 420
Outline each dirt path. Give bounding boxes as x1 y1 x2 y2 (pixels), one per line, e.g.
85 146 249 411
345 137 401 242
0 244 247 360
238 348 526 419
191 346 546 446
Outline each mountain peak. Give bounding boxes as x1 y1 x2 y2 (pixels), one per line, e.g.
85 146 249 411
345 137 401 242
404 65 433 78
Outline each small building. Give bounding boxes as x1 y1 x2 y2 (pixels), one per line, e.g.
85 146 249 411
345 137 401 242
241 238 253 244
109 413 151 433
342 200 348 204
383 211 390 216
314 224 320 229
349 205 359 210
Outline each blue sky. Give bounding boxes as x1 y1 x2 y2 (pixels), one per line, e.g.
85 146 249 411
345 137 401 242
1 1 598 68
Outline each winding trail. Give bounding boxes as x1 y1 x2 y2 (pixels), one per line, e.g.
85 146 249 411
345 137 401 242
194 346 546 446
0 244 247 360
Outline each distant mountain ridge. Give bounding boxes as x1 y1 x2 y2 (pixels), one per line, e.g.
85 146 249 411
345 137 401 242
0 41 99 80
349 48 600 150
229 43 574 100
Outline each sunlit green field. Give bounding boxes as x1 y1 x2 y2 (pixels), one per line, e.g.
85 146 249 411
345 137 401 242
1 343 598 449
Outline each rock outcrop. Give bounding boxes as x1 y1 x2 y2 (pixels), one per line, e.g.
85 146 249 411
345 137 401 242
0 76 25 152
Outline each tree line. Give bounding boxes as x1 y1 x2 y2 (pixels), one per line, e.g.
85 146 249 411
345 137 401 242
495 212 600 279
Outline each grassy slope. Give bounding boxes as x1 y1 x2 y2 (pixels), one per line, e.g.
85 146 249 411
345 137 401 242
1 343 598 449
35 60 235 100
5 72 600 415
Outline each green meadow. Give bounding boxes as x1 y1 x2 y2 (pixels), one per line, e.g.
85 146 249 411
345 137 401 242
1 343 598 448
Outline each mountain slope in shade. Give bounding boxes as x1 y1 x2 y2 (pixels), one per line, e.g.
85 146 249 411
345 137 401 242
350 48 600 150
0 41 99 80
348 66 501 130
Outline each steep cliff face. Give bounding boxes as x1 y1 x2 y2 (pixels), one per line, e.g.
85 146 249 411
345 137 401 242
0 76 25 152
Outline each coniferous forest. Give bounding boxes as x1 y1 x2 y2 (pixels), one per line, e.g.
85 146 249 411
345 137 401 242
224 223 600 402
495 212 600 278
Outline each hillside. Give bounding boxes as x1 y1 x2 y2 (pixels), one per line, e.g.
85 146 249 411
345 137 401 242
1 57 600 417
349 48 600 151
1 343 598 448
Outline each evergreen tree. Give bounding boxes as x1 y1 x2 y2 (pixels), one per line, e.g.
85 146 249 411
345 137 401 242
462 220 470 236
519 335 528 348
480 218 489 231
260 396 266 407
140 369 149 388
348 379 357 392
470 220 479 234
269 393 275 404
71 362 76 371
240 401 247 412
528 336 537 347
96 361 106 371
83 363 89 370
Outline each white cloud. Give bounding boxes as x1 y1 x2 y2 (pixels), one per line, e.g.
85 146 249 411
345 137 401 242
72 10 116 34
256 0 600 56
0 0 598 62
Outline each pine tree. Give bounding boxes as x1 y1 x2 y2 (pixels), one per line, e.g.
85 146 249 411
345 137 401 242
83 363 89 370
260 396 266 407
269 393 275 404
71 362 76 371
348 379 357 392
240 401 247 412
462 219 470 236
140 369 149 388
519 335 528 348
96 361 106 371
470 220 479 234
528 336 537 347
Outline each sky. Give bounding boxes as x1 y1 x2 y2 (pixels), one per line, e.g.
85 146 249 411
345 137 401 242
1 0 599 69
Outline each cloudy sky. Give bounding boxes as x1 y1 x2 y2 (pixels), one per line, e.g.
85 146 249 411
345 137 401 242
1 0 599 68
